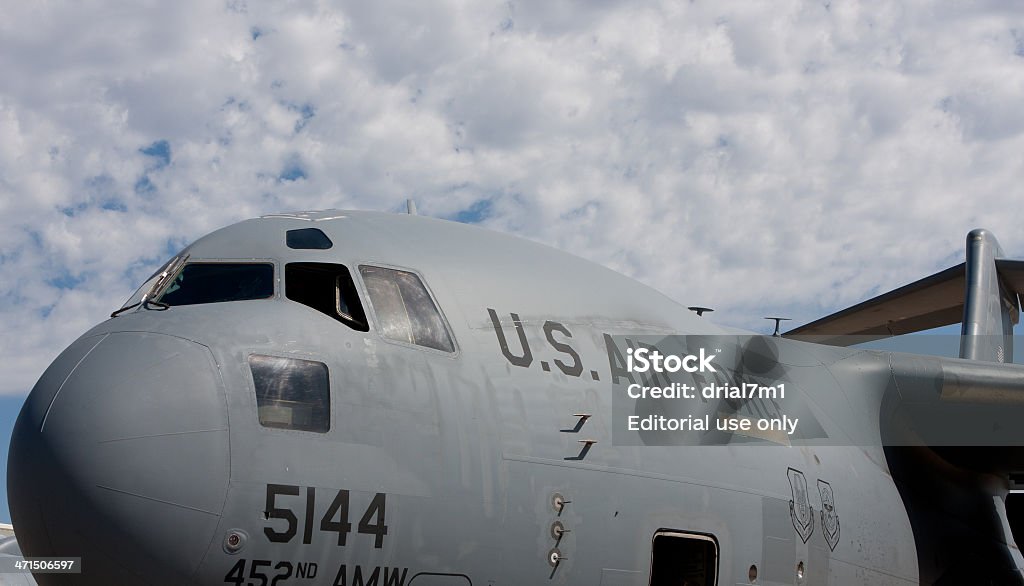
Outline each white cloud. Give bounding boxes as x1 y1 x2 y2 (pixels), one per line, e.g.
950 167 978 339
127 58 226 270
3 0 1024 393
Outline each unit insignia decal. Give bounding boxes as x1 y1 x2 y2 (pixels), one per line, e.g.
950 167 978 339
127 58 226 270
787 467 814 543
818 479 840 550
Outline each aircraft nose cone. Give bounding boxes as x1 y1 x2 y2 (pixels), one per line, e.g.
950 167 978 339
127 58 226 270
8 332 229 585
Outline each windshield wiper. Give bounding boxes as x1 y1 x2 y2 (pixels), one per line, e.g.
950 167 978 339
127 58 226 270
110 302 140 318
141 254 189 309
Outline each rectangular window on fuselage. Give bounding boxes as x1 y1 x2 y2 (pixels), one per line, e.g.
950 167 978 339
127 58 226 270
359 265 455 353
249 354 330 433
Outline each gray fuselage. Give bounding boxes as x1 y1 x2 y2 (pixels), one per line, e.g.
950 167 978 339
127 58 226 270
9 211 929 585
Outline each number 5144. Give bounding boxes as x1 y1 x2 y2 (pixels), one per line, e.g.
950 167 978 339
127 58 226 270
264 484 388 548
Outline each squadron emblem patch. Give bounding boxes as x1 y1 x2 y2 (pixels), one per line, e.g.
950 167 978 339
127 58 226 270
818 479 840 550
787 467 814 543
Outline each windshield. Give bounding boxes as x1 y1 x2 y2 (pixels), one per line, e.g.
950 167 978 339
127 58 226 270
158 263 274 306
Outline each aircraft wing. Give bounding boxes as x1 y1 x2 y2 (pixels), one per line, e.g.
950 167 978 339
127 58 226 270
785 260 1024 346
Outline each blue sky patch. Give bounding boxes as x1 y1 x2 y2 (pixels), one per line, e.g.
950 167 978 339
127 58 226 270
134 175 156 196
58 175 129 215
101 199 128 212
61 203 88 217
140 140 171 169
290 102 316 133
47 270 85 290
279 161 307 182
164 237 187 257
0 395 27 522
453 199 493 224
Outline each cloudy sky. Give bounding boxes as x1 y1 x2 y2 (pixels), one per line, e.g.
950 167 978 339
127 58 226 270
3 0 1024 518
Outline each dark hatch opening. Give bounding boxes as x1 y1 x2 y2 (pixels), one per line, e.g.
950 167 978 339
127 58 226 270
649 530 718 586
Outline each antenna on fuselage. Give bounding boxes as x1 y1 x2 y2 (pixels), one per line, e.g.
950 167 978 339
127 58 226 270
765 317 791 337
688 306 714 317
406 199 418 215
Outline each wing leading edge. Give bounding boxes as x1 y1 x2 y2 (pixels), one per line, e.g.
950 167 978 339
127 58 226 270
786 230 1024 353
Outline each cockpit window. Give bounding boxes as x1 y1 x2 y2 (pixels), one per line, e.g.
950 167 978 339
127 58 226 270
158 263 274 306
249 354 330 433
285 263 368 331
359 265 455 353
286 228 333 250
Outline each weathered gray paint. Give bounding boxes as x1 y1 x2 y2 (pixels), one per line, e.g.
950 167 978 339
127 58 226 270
7 211 1024 585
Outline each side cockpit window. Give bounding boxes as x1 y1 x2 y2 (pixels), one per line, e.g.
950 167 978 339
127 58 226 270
159 263 274 306
249 354 330 433
285 263 369 331
359 265 455 353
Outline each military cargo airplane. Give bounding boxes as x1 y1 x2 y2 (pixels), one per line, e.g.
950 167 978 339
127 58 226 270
8 210 1024 585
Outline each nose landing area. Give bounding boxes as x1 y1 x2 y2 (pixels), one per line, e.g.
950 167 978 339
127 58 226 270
9 332 230 585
